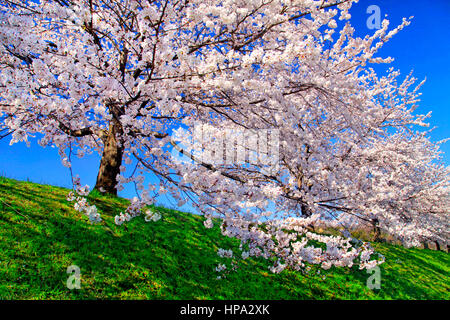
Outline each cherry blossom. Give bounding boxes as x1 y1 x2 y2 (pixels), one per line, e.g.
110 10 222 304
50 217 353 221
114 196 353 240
1 0 448 273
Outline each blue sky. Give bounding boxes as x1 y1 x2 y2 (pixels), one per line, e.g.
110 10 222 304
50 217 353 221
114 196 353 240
0 0 449 207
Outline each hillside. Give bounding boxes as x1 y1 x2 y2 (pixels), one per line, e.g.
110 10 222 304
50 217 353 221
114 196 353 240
0 176 448 300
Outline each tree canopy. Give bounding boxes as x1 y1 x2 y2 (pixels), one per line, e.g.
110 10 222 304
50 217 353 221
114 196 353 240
0 0 448 273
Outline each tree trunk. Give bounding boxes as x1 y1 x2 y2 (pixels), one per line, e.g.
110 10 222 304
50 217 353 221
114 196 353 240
301 203 313 217
94 119 123 195
301 203 316 231
372 218 382 242
434 240 441 251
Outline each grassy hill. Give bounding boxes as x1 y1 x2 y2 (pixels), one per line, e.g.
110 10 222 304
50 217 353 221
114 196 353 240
0 176 448 300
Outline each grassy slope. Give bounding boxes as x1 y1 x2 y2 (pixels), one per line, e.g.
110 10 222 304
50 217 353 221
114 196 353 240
0 176 448 300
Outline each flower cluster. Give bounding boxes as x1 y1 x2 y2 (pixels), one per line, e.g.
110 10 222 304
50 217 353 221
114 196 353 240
113 198 160 225
114 212 132 226
215 263 227 273
203 218 214 229
217 248 233 258
144 209 161 222
66 178 101 223
217 215 384 273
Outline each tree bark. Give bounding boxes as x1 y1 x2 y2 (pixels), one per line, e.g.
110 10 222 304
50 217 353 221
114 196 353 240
434 240 441 251
372 218 382 242
301 203 313 217
94 119 123 195
301 203 316 231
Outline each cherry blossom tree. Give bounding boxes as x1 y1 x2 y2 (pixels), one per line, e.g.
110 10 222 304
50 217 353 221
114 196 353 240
0 0 448 272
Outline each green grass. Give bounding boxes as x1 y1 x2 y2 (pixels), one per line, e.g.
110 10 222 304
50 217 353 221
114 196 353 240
0 176 448 300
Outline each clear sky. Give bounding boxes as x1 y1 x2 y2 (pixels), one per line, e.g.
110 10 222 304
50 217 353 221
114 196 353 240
0 0 449 207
